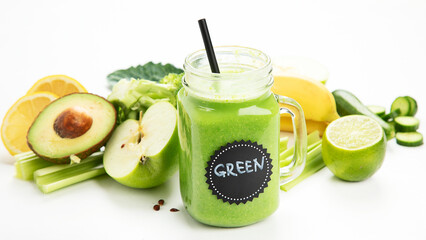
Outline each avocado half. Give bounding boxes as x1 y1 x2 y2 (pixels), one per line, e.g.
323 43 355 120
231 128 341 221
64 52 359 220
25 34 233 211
27 93 117 164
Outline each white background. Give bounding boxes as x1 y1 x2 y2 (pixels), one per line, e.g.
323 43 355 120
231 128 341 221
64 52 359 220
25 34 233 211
1 0 425 239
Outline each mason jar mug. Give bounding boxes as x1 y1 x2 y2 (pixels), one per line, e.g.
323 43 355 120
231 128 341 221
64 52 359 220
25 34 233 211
177 46 307 227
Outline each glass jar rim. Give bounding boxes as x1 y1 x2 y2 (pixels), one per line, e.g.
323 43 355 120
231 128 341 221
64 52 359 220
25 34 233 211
183 45 272 81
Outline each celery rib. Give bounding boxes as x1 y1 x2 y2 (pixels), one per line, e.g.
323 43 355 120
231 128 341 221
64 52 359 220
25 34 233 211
280 143 325 191
33 152 104 193
37 167 106 194
15 151 106 193
279 130 320 161
14 151 37 161
280 139 322 168
14 152 54 180
279 136 289 152
34 153 103 185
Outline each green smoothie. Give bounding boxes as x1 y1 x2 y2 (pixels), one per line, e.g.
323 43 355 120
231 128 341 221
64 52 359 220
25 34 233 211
177 89 280 227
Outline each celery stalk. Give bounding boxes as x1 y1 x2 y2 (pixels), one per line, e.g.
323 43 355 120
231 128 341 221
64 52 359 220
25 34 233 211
279 130 320 161
34 152 105 193
280 139 322 168
34 153 103 185
280 143 324 191
280 137 289 152
14 154 54 180
14 151 37 161
15 164 22 179
37 167 106 193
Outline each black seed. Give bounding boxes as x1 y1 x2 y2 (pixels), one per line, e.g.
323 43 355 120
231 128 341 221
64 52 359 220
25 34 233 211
158 199 165 206
170 208 179 212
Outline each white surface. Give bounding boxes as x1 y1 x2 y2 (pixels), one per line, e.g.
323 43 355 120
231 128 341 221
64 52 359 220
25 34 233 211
1 0 425 239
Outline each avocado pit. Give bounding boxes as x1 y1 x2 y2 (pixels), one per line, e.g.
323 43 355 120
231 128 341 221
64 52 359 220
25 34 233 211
53 106 93 139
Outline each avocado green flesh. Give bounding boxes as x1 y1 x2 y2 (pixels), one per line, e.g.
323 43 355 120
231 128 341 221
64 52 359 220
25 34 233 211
27 93 116 163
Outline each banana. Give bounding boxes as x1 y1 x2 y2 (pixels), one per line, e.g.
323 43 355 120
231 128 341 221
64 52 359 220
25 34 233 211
280 116 329 136
272 75 340 135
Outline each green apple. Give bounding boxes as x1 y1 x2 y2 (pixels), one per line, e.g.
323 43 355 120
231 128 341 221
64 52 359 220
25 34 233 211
104 101 179 188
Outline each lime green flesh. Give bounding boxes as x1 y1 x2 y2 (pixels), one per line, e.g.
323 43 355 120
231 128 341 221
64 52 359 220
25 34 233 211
323 115 386 182
27 93 116 160
327 115 383 149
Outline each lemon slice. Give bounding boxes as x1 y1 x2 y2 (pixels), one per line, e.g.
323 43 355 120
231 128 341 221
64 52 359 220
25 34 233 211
27 75 87 97
322 115 386 181
1 92 58 155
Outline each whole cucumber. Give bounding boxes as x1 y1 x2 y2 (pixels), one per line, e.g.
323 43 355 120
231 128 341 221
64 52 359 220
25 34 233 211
332 89 395 140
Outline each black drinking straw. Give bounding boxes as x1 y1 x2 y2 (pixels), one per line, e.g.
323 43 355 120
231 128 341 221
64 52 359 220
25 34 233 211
198 18 220 73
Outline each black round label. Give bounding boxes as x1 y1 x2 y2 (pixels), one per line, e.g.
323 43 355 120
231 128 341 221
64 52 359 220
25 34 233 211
205 140 273 205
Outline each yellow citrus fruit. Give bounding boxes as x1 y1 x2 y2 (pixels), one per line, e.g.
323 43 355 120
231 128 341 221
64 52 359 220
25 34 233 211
322 115 386 181
27 75 87 97
1 92 58 155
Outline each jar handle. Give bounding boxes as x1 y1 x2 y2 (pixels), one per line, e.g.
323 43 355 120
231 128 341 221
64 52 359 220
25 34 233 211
275 94 308 185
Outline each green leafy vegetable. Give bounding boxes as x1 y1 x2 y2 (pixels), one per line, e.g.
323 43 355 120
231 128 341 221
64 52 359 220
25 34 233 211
107 73 184 124
107 62 183 88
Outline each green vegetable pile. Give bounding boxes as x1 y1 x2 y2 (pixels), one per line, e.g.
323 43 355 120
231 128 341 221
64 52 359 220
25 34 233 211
11 61 423 194
13 62 185 193
333 89 423 147
107 62 183 88
107 62 184 124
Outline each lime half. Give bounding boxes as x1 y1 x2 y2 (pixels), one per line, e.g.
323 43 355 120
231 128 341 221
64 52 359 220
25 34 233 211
322 115 386 181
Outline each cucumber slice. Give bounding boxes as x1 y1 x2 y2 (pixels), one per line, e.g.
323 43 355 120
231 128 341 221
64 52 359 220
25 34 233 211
382 109 401 121
396 132 423 147
367 105 386 117
395 116 420 132
405 96 418 116
391 96 411 116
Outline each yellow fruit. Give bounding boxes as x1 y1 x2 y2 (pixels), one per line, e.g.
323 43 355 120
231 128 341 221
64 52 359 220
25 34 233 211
272 56 329 84
280 117 329 136
27 75 87 97
273 75 340 122
1 92 58 155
